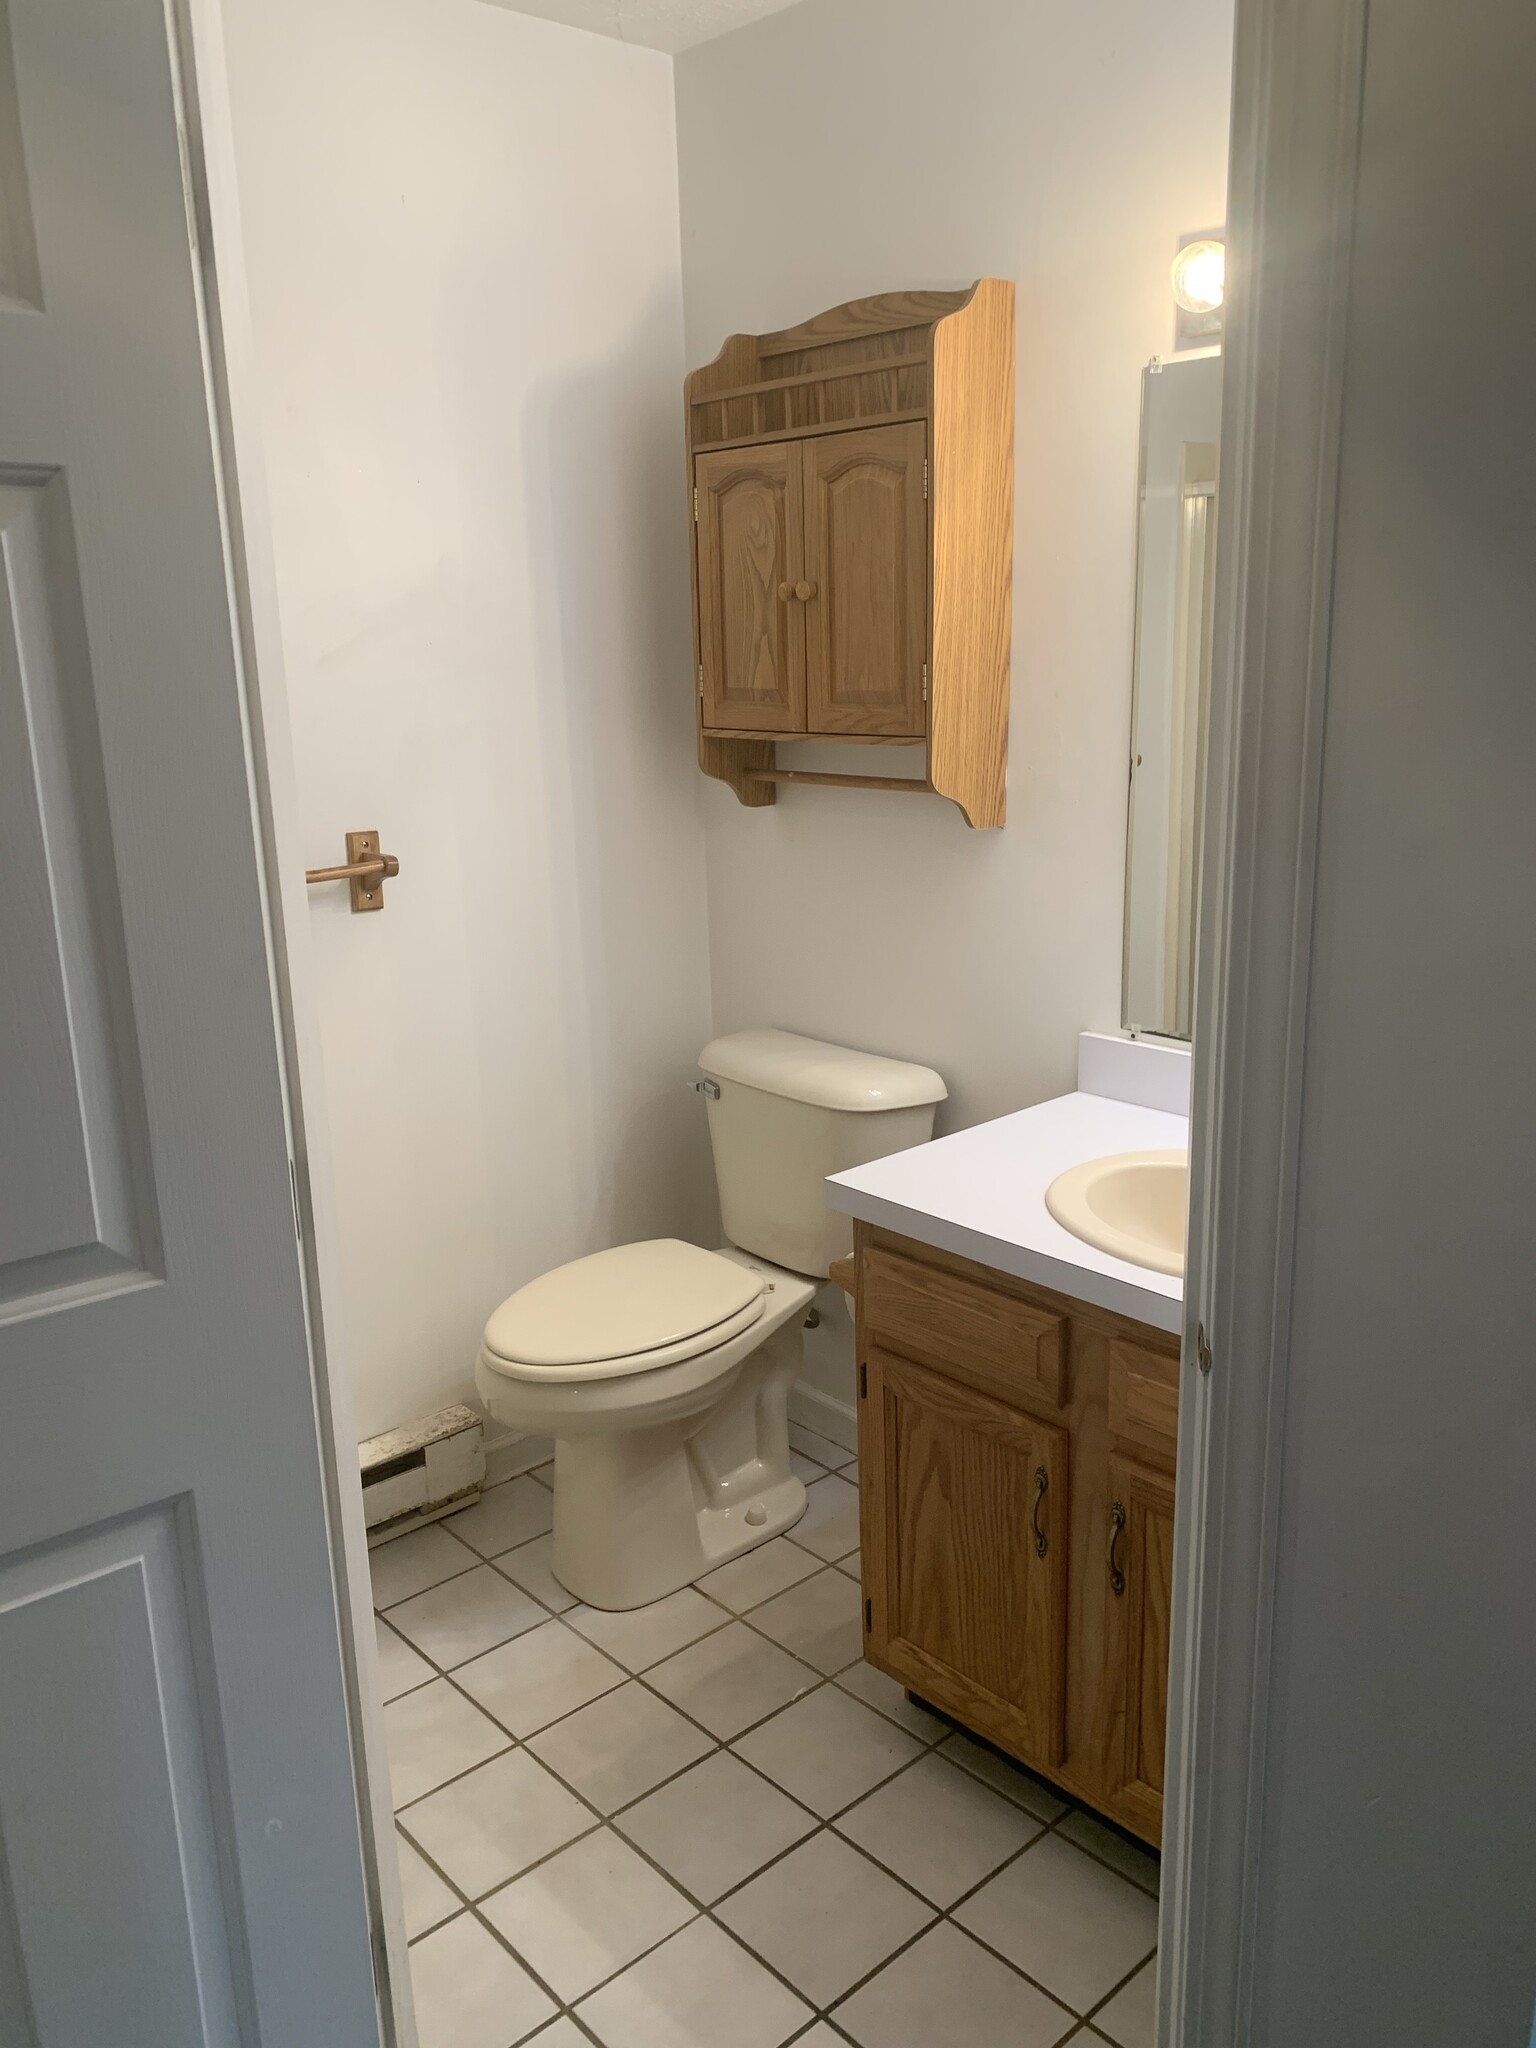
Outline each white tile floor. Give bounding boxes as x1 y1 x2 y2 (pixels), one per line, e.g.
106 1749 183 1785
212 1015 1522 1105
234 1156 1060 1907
373 1436 1159 2048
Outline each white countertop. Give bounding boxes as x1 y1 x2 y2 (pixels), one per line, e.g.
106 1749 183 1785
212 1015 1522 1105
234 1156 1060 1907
826 1091 1188 1334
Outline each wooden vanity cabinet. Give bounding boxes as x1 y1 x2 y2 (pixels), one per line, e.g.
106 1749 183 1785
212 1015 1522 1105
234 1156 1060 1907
686 283 1014 826
852 1223 1181 1846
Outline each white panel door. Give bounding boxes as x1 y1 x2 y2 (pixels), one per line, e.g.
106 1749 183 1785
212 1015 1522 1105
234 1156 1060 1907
0 1 380 2042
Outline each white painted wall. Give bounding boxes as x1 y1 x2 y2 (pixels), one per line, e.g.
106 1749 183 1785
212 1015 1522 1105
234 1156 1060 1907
224 0 715 1440
675 0 1233 1139
1242 0 1536 2034
674 0 1231 1424
220 0 1232 1445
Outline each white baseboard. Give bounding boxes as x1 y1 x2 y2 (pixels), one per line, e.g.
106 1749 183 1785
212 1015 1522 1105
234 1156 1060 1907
788 1381 858 1455
360 1404 484 1543
482 1426 554 1488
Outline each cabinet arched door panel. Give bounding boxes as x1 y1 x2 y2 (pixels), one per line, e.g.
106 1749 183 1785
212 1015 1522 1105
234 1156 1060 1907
803 422 928 737
695 443 805 732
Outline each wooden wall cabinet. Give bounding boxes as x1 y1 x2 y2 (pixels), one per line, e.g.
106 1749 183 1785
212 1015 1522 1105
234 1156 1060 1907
852 1224 1181 1846
686 284 1014 827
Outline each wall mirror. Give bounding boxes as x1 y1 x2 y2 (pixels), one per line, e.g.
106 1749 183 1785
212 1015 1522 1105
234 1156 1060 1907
1122 351 1222 1039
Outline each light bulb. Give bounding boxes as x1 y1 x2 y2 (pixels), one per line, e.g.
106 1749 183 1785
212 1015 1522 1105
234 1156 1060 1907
1171 239 1226 314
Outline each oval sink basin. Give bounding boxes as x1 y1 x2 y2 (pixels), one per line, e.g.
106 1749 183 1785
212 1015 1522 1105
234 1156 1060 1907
1044 1150 1189 1276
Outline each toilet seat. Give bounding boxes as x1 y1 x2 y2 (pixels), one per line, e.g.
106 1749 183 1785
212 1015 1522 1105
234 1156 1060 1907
481 1238 766 1384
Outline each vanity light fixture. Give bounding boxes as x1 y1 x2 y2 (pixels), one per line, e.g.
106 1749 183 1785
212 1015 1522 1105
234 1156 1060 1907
1170 237 1226 314
1171 233 1226 349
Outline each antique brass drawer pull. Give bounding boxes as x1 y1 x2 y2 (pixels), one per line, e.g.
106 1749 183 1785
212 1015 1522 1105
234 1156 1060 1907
1031 1466 1050 1559
1108 1500 1127 1596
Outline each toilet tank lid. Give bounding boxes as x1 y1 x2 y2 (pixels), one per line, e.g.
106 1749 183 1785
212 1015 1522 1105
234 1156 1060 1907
699 1029 947 1113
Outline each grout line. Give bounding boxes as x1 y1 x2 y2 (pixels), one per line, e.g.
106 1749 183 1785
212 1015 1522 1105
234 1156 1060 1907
380 1480 1159 2038
1077 1946 1160 2037
374 1550 483 1613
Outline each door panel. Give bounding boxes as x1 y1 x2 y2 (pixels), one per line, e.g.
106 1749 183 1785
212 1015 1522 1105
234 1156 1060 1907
0 1505 244 2043
695 442 805 731
0 1 379 2040
862 1344 1069 1770
803 422 927 736
0 471 156 1309
1104 1453 1177 1840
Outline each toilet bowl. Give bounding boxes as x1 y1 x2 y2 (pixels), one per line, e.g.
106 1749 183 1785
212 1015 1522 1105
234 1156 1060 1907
477 1240 818 1609
476 1029 946 1610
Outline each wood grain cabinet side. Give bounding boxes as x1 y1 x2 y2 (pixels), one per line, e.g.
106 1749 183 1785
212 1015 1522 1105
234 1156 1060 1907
852 1225 1180 1847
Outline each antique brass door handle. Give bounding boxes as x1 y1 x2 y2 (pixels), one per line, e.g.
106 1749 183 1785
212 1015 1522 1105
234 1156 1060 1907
305 830 400 913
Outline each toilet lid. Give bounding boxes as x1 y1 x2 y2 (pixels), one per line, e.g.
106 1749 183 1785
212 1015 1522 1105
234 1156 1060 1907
483 1239 766 1371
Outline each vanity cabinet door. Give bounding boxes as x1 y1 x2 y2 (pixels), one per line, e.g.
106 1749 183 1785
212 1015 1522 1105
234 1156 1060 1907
802 423 929 737
695 443 806 732
1101 1452 1177 1841
860 1344 1069 1771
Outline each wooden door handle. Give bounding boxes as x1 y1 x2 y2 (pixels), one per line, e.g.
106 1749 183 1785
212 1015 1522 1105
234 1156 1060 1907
795 579 817 601
778 581 792 601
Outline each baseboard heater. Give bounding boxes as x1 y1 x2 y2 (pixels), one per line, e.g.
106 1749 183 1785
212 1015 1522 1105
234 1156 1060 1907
362 1404 485 1545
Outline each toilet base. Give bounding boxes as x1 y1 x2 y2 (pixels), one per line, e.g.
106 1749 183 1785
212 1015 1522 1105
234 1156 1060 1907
550 1320 809 1610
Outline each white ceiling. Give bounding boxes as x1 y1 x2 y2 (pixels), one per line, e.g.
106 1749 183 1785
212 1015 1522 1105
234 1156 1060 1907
482 0 810 56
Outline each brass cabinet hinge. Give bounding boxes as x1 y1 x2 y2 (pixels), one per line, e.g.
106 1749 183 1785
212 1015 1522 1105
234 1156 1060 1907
923 457 929 500
698 664 705 700
693 486 699 522
922 663 929 702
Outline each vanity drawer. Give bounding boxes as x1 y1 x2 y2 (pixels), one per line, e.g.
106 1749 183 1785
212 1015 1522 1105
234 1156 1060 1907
1108 1338 1180 1466
861 1246 1067 1408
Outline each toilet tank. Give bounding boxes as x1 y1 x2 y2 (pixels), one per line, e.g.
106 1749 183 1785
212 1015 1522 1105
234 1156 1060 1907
698 1029 947 1277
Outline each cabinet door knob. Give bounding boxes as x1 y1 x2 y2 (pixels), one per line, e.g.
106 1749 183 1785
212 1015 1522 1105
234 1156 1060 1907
778 581 792 601
795 579 817 601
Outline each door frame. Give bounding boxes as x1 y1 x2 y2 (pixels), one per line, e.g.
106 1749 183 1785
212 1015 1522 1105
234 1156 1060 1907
172 0 1372 2041
175 4 413 2041
1158 0 1368 2041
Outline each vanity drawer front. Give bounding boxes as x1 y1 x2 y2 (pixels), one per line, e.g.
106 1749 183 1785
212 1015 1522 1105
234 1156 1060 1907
861 1247 1067 1408
1108 1338 1180 1467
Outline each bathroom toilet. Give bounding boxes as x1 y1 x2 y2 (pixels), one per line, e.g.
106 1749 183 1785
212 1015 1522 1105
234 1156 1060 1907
476 1029 945 1609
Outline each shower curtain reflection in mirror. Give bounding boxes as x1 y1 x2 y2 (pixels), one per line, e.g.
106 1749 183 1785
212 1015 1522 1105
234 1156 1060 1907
1123 351 1222 1039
